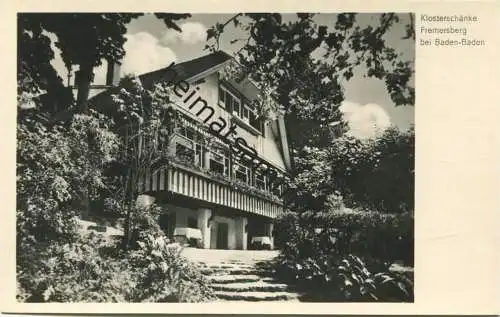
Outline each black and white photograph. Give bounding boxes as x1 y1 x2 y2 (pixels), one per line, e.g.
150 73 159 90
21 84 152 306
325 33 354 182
16 12 415 303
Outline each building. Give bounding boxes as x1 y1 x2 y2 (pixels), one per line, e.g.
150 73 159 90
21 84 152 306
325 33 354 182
91 51 292 250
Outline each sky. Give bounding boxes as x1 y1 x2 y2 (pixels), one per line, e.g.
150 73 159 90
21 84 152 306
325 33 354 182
50 13 415 139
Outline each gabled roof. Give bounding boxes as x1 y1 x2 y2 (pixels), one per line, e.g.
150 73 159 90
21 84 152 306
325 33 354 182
140 51 264 103
90 51 233 106
89 50 293 172
139 50 233 88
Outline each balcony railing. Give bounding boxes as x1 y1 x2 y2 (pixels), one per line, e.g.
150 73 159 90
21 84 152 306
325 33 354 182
166 111 287 198
123 108 288 217
140 160 284 219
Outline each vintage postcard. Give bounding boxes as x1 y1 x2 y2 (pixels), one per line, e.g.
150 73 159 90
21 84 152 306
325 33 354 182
2 0 499 315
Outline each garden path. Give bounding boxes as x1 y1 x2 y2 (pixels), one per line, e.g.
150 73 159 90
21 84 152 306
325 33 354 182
181 248 300 302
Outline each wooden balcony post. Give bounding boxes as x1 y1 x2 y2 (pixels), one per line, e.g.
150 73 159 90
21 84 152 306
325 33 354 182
203 150 210 170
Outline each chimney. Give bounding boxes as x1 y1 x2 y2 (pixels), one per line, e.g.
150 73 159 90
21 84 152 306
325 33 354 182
106 60 121 86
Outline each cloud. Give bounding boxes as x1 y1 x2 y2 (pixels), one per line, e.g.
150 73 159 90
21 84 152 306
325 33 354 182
90 32 177 85
45 31 67 81
47 31 177 87
161 22 207 45
121 32 177 75
339 101 391 139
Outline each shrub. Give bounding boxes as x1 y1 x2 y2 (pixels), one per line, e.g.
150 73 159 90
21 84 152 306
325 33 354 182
17 114 119 246
273 209 414 302
275 209 414 267
275 252 413 302
128 234 214 302
17 231 214 302
335 255 413 301
17 233 133 302
125 203 165 249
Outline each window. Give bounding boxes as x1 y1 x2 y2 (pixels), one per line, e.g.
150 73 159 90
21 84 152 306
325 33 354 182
232 99 241 117
270 182 282 196
219 83 263 133
233 159 251 184
232 101 252 124
176 142 195 163
218 86 225 105
210 156 224 175
209 146 230 177
179 126 195 141
255 172 267 191
195 144 203 168
219 85 239 112
175 123 205 168
249 111 262 133
242 106 250 122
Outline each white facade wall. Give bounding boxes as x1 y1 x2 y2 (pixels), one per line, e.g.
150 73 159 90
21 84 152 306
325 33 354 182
167 73 287 172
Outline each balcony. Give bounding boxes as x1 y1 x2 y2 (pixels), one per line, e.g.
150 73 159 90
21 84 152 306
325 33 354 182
136 111 286 219
139 161 284 219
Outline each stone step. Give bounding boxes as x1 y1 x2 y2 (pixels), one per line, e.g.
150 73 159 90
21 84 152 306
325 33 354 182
204 264 254 270
198 260 247 265
211 281 289 292
213 291 299 301
201 267 256 275
207 274 262 284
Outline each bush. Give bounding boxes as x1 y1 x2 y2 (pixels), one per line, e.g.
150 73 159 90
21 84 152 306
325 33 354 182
275 209 414 267
17 114 119 246
276 253 413 302
128 234 213 302
125 203 165 250
17 233 133 302
17 231 214 302
273 209 414 302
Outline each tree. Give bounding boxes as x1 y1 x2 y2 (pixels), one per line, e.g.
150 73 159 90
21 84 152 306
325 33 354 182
208 13 414 154
17 13 192 219
208 13 414 212
18 13 190 114
102 76 175 249
359 126 414 213
17 102 120 248
291 126 414 214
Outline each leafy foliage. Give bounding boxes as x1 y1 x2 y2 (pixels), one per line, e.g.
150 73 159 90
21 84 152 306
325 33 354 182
128 234 214 302
100 75 176 249
273 209 414 301
17 233 133 302
17 111 120 246
291 126 414 214
17 231 214 302
275 209 414 267
208 13 414 153
18 13 190 112
126 203 164 249
17 64 212 304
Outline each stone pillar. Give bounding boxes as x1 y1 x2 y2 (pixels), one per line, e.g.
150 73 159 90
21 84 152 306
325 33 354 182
265 221 274 250
269 222 274 250
235 216 248 250
197 208 212 249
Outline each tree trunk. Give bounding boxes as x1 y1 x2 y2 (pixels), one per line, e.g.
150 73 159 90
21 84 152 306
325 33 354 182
76 61 94 114
121 168 135 251
76 61 95 216
122 204 133 251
